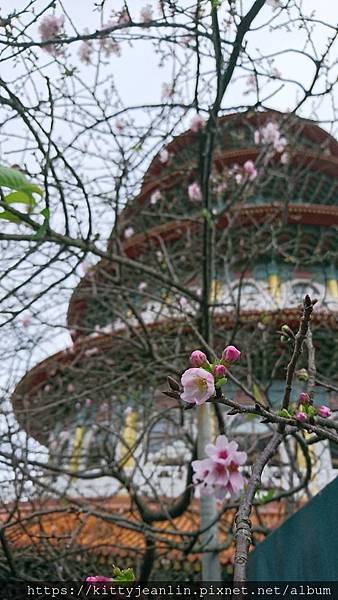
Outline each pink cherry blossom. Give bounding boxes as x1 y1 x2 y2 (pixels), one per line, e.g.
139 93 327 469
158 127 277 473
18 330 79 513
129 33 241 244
298 392 310 405
180 368 215 405
159 148 169 164
140 5 153 23
161 83 174 99
115 118 125 132
86 576 112 583
124 227 134 239
243 160 257 181
190 350 208 368
235 172 243 185
205 435 247 467
261 122 280 145
38 14 65 55
318 405 331 418
296 412 307 422
138 281 147 291
246 74 256 90
118 10 130 25
150 189 162 205
255 121 287 154
190 114 206 133
214 364 226 378
100 25 121 57
280 152 289 164
274 137 287 153
254 130 261 144
192 435 247 500
78 40 93 65
188 182 202 202
222 345 241 363
101 38 121 57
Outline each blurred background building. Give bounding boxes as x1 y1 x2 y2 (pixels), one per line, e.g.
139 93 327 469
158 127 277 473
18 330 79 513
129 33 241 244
7 110 338 578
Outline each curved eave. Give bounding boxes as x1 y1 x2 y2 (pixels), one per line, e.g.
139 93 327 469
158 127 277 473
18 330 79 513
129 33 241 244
12 335 115 445
67 202 338 337
142 110 338 189
13 307 338 443
119 149 338 227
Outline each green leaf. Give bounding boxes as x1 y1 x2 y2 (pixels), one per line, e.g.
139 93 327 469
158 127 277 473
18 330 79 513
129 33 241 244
40 207 50 219
201 208 213 226
23 183 44 197
112 566 135 583
257 489 275 505
278 408 292 418
4 191 36 208
0 165 43 197
215 377 227 388
306 405 316 417
0 210 21 223
0 165 28 191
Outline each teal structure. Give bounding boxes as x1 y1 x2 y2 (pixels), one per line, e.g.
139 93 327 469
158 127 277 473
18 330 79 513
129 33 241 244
248 476 338 581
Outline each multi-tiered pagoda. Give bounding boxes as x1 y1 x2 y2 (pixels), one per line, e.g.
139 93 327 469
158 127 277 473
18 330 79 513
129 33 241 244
9 110 338 577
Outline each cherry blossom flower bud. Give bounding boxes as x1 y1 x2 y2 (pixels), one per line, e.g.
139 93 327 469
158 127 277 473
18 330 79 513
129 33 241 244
138 281 147 291
318 405 331 418
86 576 112 583
190 114 206 133
21 317 31 328
161 83 173 99
140 5 153 23
188 182 202 202
214 364 227 378
159 148 169 164
254 130 261 144
115 118 125 132
222 345 241 363
38 14 65 42
298 392 310 405
243 160 257 181
274 137 287 153
150 189 162 205
296 412 307 422
180 368 215 405
190 350 208 368
280 152 289 164
124 227 134 239
78 40 93 64
38 14 65 55
118 10 130 24
99 25 121 57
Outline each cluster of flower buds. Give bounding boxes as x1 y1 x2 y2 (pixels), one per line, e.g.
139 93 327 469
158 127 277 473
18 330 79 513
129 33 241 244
279 391 332 422
180 346 241 406
254 120 288 164
229 160 258 185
